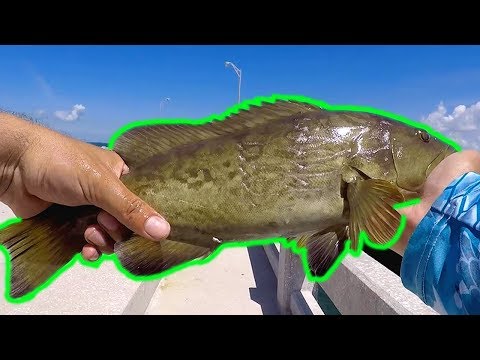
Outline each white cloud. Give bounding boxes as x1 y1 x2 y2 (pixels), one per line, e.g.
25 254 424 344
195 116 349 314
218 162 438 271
54 104 86 121
422 101 480 150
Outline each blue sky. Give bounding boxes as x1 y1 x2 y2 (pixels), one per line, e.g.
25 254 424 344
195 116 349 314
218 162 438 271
0 45 479 147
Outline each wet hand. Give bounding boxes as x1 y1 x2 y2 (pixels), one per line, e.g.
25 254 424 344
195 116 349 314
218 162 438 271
0 113 170 261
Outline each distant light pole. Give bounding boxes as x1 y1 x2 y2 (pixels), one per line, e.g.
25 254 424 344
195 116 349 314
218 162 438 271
225 61 242 103
160 97 171 113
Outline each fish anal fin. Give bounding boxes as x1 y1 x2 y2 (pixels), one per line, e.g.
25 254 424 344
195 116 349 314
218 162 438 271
291 225 348 277
114 236 217 276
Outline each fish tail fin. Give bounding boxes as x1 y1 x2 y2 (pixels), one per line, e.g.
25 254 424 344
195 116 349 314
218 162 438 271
293 225 348 277
0 204 98 299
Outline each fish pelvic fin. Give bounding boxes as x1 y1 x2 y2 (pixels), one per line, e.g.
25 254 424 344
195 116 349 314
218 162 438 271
0 205 98 299
113 99 323 170
347 178 404 251
291 225 348 277
114 236 218 276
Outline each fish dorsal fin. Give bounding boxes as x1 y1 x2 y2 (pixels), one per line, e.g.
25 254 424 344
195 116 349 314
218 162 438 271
113 99 322 169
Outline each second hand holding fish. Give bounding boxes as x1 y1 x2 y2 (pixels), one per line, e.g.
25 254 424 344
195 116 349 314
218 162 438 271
393 150 480 255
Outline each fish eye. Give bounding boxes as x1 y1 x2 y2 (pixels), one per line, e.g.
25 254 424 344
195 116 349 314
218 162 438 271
418 130 431 143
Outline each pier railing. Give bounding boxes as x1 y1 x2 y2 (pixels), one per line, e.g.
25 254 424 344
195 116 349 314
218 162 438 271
263 243 438 315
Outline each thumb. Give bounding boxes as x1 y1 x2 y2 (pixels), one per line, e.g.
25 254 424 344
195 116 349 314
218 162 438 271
92 176 171 241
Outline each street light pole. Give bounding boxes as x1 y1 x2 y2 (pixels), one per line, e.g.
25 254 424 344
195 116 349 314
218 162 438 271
160 97 171 113
225 61 242 104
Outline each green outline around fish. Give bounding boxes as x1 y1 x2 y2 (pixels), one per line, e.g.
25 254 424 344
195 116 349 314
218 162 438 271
0 94 461 304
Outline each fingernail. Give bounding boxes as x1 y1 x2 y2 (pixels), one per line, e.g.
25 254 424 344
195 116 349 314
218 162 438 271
122 164 130 175
98 212 118 231
89 252 99 261
144 216 170 240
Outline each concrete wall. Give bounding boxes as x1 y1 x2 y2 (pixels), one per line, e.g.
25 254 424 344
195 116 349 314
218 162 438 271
264 243 438 315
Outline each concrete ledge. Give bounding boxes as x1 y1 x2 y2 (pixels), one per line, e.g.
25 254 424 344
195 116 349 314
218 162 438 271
290 290 324 315
320 252 438 315
263 244 280 278
270 243 437 315
277 246 306 314
276 246 325 315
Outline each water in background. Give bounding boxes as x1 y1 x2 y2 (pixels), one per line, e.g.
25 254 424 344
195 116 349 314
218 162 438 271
89 142 108 148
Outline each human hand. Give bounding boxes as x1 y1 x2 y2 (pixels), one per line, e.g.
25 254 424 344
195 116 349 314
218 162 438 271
393 150 480 255
0 113 170 261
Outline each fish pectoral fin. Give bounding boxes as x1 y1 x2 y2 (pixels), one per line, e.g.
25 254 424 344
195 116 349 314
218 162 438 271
291 225 348 277
0 204 97 299
114 236 216 276
347 179 404 251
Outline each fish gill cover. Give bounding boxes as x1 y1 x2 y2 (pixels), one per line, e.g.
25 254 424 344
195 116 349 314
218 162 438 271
0 94 461 304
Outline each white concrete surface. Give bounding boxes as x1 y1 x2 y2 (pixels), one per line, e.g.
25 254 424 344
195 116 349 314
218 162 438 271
0 202 15 222
0 202 157 315
145 246 280 315
0 255 159 315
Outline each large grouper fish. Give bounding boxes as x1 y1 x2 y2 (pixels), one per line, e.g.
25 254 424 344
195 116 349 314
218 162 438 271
0 99 456 299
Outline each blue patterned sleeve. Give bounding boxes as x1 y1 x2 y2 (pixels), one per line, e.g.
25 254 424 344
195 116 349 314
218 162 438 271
400 172 480 315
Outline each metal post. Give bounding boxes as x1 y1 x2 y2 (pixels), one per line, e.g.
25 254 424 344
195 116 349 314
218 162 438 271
225 61 242 103
160 97 171 113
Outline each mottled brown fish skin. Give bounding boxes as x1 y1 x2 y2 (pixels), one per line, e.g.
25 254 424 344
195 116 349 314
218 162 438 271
0 100 456 299
120 110 452 249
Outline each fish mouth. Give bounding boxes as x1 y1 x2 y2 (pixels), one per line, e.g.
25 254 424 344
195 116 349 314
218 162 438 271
395 145 455 199
425 145 457 179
